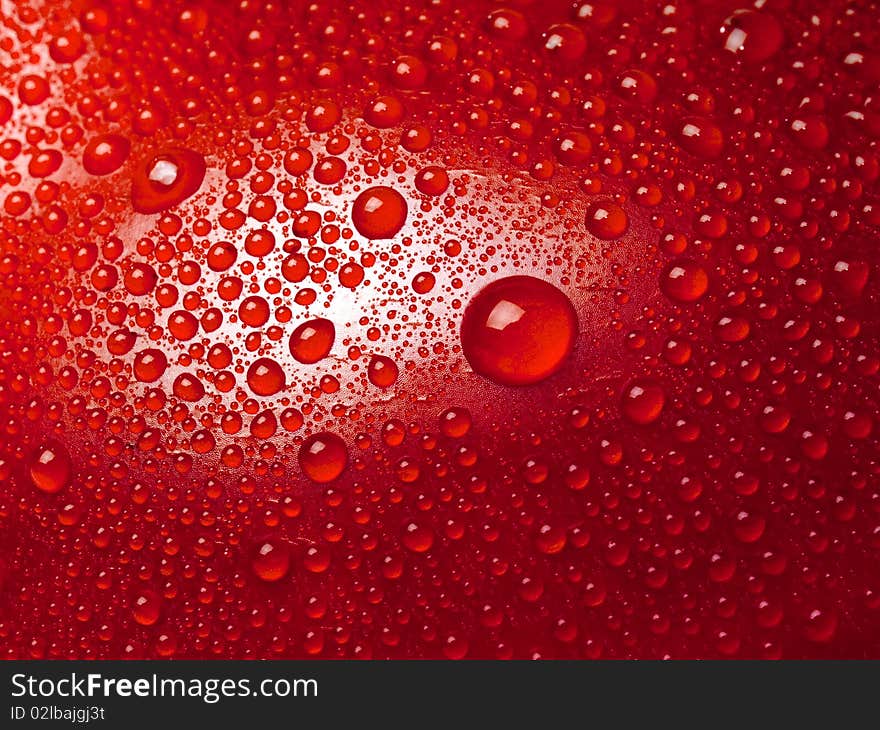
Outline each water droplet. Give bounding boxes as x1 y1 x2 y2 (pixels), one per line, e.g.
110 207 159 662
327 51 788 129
246 357 286 396
29 440 71 494
251 540 290 582
461 276 578 386
720 10 784 63
661 260 709 302
299 432 348 483
82 134 130 175
351 186 407 239
132 590 161 627
133 348 168 383
584 200 628 239
621 380 666 425
289 318 335 364
367 355 399 388
131 148 206 214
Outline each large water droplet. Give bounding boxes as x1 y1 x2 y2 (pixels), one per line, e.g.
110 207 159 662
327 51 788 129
460 276 578 386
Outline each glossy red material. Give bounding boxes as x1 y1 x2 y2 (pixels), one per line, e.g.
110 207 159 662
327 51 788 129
0 0 877 661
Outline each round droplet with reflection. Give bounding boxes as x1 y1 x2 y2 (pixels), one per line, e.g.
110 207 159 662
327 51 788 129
790 115 829 150
760 404 791 434
621 380 666 425
367 355 399 388
715 315 751 343
246 357 286 396
584 200 628 239
677 117 724 158
439 407 472 438
661 260 709 302
132 590 161 626
830 259 869 298
402 521 435 553
414 166 449 196
131 148 206 214
554 130 592 165
486 8 529 41
412 271 435 294
351 186 407 239
83 134 131 175
251 540 290 582
720 9 784 63
133 348 168 383
172 373 205 402
289 318 335 364
542 23 587 61
460 275 578 386
29 440 71 494
299 432 348 483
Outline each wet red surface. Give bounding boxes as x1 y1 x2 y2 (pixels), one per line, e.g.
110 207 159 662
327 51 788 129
0 0 878 658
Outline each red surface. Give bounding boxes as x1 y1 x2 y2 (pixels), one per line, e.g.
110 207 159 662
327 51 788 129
0 0 878 658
